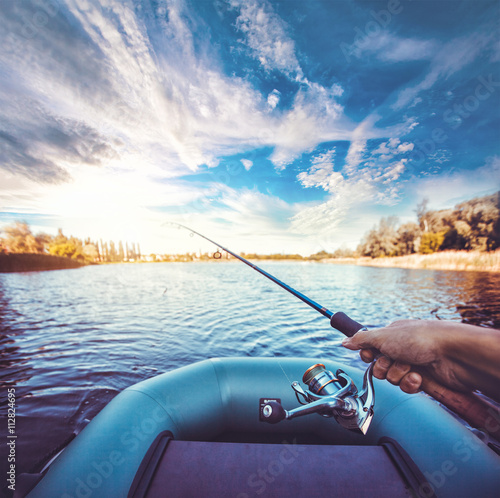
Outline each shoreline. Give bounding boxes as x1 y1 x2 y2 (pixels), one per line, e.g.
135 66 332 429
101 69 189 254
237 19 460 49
2 251 499 273
0 253 85 273
320 250 500 273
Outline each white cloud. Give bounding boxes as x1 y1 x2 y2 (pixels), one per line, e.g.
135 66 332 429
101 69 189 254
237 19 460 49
230 0 303 80
267 89 281 109
241 158 253 171
297 149 336 190
397 142 414 153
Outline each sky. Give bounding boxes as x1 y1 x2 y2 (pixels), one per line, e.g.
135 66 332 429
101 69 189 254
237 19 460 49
0 0 499 255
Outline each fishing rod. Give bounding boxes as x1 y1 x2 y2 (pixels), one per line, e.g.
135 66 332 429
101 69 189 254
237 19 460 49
167 222 362 337
168 222 500 441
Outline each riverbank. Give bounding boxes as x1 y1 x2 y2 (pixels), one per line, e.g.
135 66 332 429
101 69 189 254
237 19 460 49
322 250 500 272
0 253 85 273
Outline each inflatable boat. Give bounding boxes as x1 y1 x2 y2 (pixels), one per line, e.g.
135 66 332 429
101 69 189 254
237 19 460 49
19 357 500 498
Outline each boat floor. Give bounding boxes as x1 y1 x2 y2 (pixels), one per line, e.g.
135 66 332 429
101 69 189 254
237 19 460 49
128 432 427 498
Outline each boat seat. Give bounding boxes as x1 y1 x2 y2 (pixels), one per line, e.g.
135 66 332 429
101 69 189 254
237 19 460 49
128 432 432 498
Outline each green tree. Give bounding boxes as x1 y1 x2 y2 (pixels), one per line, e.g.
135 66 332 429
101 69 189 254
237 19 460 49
419 231 446 254
49 241 79 258
48 230 85 261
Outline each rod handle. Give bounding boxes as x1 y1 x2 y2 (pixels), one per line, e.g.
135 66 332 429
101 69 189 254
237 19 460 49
419 374 500 442
330 311 366 337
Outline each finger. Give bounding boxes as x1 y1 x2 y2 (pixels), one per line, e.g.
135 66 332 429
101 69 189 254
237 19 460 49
386 361 412 386
373 355 392 380
341 329 381 351
359 348 375 363
399 372 422 394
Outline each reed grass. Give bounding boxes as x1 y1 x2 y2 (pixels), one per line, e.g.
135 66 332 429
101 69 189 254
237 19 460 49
324 250 500 272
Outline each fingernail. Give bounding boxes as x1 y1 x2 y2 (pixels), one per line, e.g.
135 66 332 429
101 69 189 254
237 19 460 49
407 372 420 385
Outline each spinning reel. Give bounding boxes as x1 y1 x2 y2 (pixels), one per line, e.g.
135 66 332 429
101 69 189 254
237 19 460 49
261 362 375 435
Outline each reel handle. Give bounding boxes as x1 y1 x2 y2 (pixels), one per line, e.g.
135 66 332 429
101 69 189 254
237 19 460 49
261 401 287 424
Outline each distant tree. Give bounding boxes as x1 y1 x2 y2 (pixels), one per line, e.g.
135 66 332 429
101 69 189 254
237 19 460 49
454 195 499 250
83 244 99 262
441 227 467 251
49 241 78 258
333 246 355 258
419 231 446 254
493 192 500 249
396 222 420 255
358 217 399 258
357 192 499 257
2 221 41 253
52 228 67 246
94 240 101 262
35 232 52 253
309 250 333 260
118 241 125 261
109 241 117 262
415 198 430 233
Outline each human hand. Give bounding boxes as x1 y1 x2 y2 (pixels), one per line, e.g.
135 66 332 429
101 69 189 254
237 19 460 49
341 320 475 395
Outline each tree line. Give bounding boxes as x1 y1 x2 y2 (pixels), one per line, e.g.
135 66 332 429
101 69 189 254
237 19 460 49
357 191 500 258
0 222 141 263
1 191 498 263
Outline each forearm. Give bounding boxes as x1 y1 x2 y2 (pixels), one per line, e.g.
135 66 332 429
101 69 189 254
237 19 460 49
438 322 500 398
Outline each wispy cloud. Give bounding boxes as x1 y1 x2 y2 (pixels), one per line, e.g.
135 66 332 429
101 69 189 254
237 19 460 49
297 149 337 190
410 155 500 209
393 32 494 110
354 33 438 63
291 135 416 236
230 0 303 80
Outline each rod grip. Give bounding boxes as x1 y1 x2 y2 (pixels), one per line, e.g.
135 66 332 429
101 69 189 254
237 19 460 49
330 311 366 337
420 374 500 442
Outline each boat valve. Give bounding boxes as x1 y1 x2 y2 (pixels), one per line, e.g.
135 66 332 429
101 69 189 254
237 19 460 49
261 362 375 435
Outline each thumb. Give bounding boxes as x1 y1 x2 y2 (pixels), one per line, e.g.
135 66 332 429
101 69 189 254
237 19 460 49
341 329 377 351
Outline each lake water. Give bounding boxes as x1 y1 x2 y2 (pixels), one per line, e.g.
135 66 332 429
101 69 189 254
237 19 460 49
1 262 500 477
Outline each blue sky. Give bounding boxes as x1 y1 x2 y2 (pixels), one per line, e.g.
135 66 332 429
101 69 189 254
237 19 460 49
0 0 499 255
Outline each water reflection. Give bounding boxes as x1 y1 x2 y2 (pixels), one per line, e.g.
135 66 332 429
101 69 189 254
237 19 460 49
433 271 500 328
